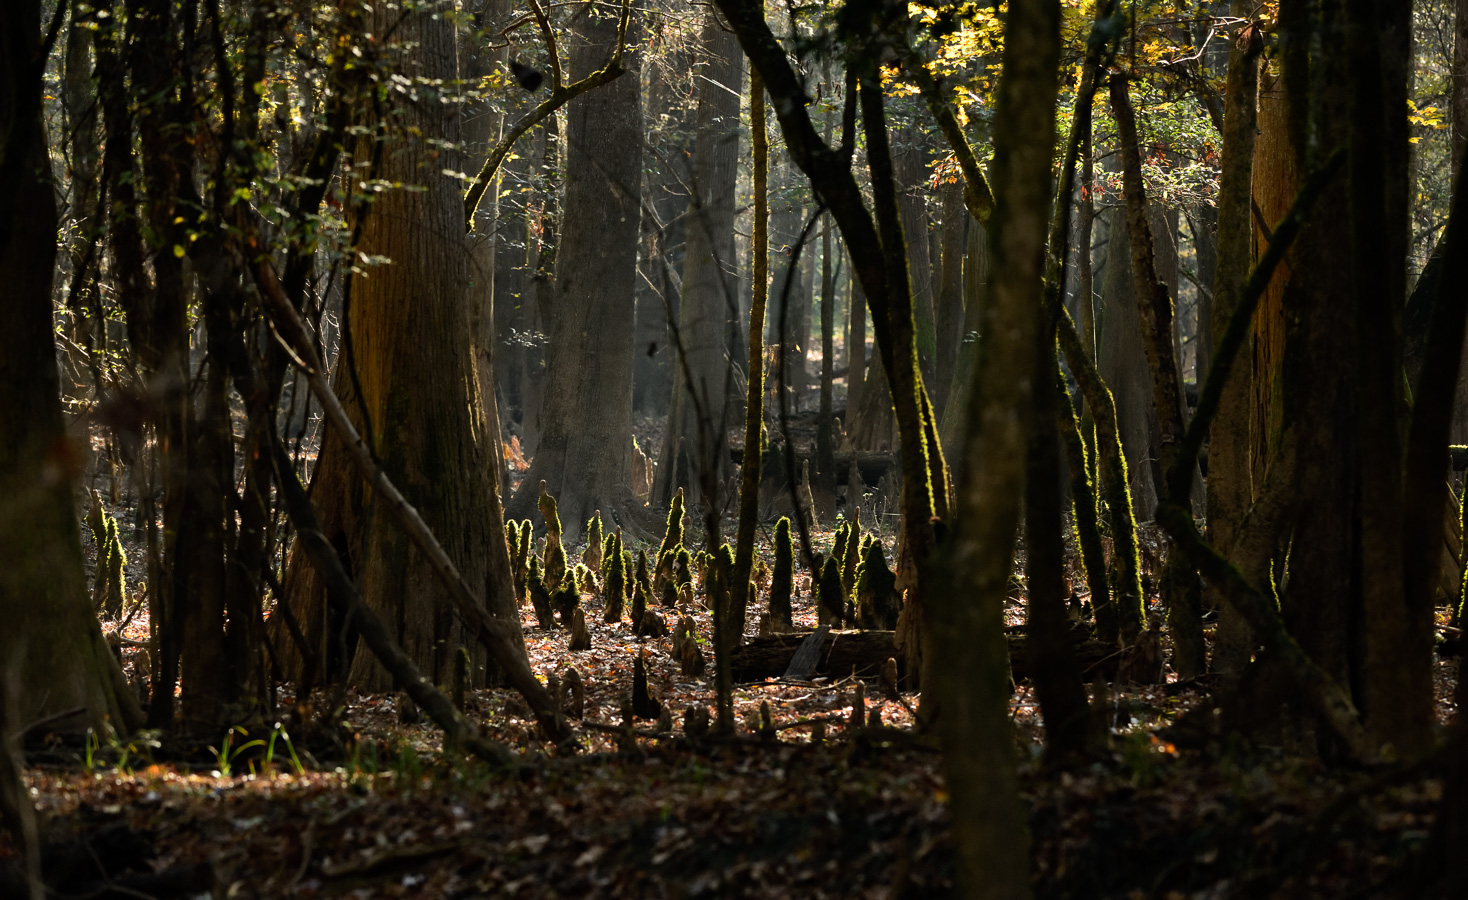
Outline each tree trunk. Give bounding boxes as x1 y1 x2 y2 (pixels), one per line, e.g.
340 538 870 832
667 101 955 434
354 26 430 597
285 3 521 691
938 219 988 458
653 10 743 507
1207 7 1261 679
1097 203 1159 519
508 3 644 542
933 178 966 409
933 1 1061 893
634 35 692 416
731 59 769 642
1351 0 1428 758
846 261 867 418
0 0 143 735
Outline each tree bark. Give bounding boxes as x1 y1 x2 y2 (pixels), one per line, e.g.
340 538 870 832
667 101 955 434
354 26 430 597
285 2 519 691
654 11 744 508
933 0 1063 893
508 2 645 542
1207 8 1262 678
0 0 143 736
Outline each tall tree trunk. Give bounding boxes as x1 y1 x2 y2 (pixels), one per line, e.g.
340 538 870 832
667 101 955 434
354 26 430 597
508 2 644 541
0 0 143 735
1110 76 1206 680
732 58 769 646
938 219 988 459
895 126 936 384
1097 204 1159 519
286 3 521 690
654 10 743 507
1207 8 1261 679
933 178 966 409
846 261 867 420
934 1 1062 893
1352 0 1428 757
634 35 692 415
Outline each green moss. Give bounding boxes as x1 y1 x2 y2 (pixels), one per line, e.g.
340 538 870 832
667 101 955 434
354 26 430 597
659 487 685 558
817 555 844 628
527 557 555 629
675 547 693 590
583 511 605 575
537 482 566 592
769 517 793 631
603 533 626 623
855 539 899 630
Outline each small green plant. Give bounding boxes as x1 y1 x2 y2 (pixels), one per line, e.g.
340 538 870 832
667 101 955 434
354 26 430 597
211 726 266 778
264 723 306 776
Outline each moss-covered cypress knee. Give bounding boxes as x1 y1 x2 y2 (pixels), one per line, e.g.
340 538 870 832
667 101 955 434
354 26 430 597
856 539 899 630
538 481 567 592
659 487 686 558
528 557 556 630
840 515 861 600
769 517 794 632
675 547 693 590
817 555 844 628
603 533 627 623
583 510 604 575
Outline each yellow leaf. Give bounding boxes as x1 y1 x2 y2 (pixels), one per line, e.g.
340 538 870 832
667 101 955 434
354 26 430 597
173 245 185 258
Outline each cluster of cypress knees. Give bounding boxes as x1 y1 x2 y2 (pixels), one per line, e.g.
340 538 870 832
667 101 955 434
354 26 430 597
504 483 903 681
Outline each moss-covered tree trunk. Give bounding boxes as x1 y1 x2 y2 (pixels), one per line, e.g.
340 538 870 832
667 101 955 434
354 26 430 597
286 3 520 691
508 3 644 542
0 0 143 735
933 0 1062 891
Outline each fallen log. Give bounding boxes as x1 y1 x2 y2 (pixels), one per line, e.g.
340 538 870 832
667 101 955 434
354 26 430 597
731 628 1120 684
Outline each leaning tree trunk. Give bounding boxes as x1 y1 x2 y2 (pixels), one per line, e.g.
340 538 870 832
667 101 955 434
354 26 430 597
284 3 520 691
0 1 143 736
653 10 744 508
508 2 644 542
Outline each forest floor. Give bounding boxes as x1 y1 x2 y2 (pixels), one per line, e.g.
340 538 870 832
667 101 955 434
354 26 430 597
8 512 1464 899
7 408 1464 898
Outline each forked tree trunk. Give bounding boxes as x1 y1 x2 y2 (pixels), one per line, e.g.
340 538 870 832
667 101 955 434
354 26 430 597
285 4 520 690
508 2 645 542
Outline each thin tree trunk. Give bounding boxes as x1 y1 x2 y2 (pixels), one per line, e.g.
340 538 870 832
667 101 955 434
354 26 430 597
732 59 769 642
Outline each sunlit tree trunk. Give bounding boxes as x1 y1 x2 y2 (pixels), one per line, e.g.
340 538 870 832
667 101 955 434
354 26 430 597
287 3 521 690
